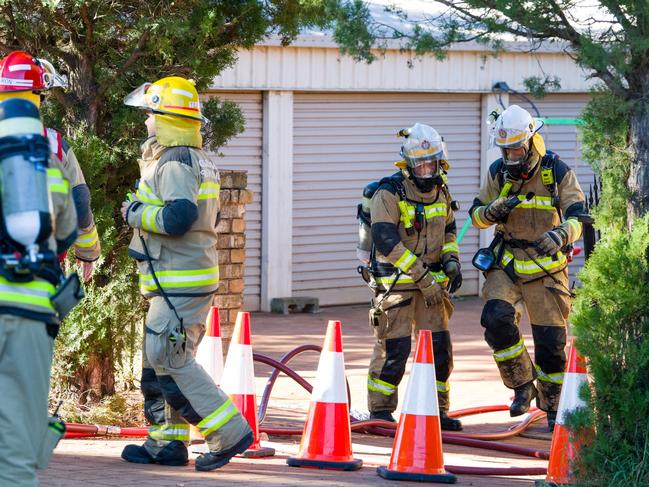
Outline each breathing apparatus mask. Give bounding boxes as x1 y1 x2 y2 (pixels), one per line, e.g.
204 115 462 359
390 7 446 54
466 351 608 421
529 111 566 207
398 123 447 193
0 98 55 278
502 139 535 180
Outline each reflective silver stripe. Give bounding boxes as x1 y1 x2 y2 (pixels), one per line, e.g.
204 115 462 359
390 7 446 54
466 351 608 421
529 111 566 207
494 339 525 362
198 400 238 437
367 375 396 396
436 380 450 393
535 365 564 384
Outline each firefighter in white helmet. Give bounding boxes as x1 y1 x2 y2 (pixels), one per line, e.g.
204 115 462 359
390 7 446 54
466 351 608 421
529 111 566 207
470 104 585 430
120 76 252 470
366 123 463 430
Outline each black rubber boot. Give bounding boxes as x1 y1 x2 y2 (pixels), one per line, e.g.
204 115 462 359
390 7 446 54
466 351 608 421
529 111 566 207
510 382 538 417
121 440 188 466
369 411 396 422
546 411 557 432
440 412 463 431
195 431 254 472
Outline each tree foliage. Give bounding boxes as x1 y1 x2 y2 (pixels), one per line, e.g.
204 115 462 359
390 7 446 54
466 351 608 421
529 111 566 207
0 0 345 399
336 0 649 220
336 2 649 484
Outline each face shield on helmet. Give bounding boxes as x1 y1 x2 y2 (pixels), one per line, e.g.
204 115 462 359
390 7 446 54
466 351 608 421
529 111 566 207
124 77 208 123
399 123 447 192
37 58 68 90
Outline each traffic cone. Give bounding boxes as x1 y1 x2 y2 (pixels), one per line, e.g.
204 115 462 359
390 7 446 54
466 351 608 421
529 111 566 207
536 337 592 487
195 306 223 386
377 330 456 483
287 320 362 471
221 311 275 458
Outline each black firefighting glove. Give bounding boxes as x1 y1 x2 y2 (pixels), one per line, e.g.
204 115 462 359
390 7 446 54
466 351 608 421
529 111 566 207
484 197 511 223
535 228 568 256
443 259 463 293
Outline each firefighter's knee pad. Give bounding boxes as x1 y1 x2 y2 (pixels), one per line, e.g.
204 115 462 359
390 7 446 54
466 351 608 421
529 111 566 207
432 330 453 381
379 336 411 387
481 299 520 350
532 325 567 373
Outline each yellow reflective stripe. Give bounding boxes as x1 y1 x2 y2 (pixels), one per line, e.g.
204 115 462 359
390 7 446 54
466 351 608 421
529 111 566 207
398 201 415 228
517 196 555 211
47 168 69 194
514 253 567 275
442 242 459 254
75 227 98 248
375 270 447 286
472 207 491 229
408 146 442 157
198 399 238 437
136 182 164 205
566 218 582 239
496 130 527 145
501 250 567 275
502 250 514 266
494 339 526 362
424 203 446 219
535 365 564 385
0 277 56 311
198 182 221 200
375 275 414 285
141 206 162 233
395 249 417 273
367 375 397 396
139 266 220 291
436 380 450 393
430 271 449 284
149 424 190 442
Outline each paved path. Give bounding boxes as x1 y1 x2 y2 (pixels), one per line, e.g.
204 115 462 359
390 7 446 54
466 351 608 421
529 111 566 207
40 297 548 486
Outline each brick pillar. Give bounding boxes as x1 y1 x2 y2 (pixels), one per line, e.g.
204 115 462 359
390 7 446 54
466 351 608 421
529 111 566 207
214 170 253 350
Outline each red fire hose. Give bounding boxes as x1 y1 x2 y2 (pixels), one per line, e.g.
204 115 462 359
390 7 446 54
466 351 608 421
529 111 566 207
63 344 550 477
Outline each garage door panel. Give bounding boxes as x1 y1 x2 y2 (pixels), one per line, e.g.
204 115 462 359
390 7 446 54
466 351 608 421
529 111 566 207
207 92 262 310
293 92 482 305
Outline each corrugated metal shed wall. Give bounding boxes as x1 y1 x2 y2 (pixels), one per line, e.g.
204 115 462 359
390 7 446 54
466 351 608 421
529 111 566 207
211 46 595 94
519 93 594 283
292 93 482 306
206 92 263 310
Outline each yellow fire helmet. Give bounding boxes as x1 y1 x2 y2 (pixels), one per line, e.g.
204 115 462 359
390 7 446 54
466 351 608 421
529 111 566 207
124 76 208 123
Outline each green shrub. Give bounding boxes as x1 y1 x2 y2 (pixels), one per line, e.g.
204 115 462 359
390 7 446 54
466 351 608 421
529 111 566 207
569 91 649 486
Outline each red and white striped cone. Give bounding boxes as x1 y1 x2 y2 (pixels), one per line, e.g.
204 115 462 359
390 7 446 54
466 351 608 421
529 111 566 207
377 329 456 483
536 337 593 487
195 306 223 386
287 320 362 471
221 311 275 458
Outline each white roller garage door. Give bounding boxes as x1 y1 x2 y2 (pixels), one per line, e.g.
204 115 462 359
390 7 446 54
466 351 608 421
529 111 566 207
206 92 262 311
292 93 482 306
520 93 593 284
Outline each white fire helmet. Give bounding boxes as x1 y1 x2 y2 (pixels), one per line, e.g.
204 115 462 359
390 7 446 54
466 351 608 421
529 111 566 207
490 104 544 150
399 123 448 180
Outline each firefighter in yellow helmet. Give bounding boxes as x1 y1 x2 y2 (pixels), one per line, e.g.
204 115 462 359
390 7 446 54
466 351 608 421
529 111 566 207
0 98 79 486
365 123 462 431
120 76 252 470
469 105 585 430
0 51 101 281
